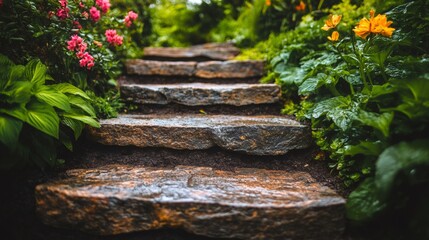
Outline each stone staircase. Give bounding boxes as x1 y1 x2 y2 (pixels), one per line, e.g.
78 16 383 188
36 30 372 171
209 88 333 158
35 43 345 240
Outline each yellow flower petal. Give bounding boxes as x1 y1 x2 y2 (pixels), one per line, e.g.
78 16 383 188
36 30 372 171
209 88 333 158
328 31 340 41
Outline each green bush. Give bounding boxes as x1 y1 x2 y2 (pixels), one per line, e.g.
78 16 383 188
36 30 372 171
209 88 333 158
0 55 99 169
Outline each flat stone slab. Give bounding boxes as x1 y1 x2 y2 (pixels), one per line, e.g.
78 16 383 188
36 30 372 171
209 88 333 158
36 165 345 239
120 83 281 106
143 43 240 61
194 60 264 79
125 60 265 79
87 114 311 155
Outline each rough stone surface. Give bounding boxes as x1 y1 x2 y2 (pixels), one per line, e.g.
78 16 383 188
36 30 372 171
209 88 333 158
143 43 240 61
120 83 280 106
125 60 265 78
36 165 345 239
87 114 311 155
126 60 197 76
195 60 264 79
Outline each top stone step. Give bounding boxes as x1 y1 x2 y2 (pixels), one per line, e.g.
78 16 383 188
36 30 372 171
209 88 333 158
143 43 241 61
126 60 265 79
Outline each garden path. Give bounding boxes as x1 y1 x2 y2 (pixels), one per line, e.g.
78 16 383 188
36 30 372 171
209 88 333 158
35 43 346 239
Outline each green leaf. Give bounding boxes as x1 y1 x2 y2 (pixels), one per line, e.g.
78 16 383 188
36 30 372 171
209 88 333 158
357 111 394 137
35 86 71 111
51 83 90 100
0 104 28 122
375 139 429 199
0 114 23 148
344 141 385 157
68 95 96 117
25 60 47 87
3 81 33 103
62 117 85 140
371 83 396 99
9 65 25 82
63 113 100 128
346 178 386 222
25 101 59 139
311 96 349 118
298 73 336 95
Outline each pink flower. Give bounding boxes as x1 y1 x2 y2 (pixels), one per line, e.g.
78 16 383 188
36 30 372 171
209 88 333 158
56 0 69 20
56 7 70 20
79 1 85 9
67 35 84 51
96 0 110 13
89 7 100 22
76 42 88 58
73 21 82 30
79 52 95 70
59 0 67 7
105 29 123 46
124 11 138 27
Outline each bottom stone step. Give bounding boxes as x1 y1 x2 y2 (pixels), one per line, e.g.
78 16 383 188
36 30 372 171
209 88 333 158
36 165 345 240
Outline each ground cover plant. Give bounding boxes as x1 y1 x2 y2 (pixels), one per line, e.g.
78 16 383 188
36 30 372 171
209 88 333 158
0 0 141 168
266 0 429 237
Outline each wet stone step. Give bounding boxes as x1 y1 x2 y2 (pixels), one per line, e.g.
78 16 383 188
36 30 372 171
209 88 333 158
120 83 281 106
36 165 346 239
143 43 240 61
87 114 311 155
87 115 310 155
126 60 265 79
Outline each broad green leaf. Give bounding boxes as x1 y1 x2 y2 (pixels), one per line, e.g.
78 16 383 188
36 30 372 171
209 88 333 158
0 114 23 148
68 95 96 117
298 73 336 95
25 101 59 139
3 81 33 103
310 96 349 119
9 65 25 82
62 117 85 139
59 130 73 151
371 83 396 98
0 54 14 89
278 67 306 86
63 113 100 128
0 104 28 122
357 111 394 137
375 139 429 199
344 141 384 157
35 86 71 111
24 60 47 87
52 83 90 100
346 178 386 222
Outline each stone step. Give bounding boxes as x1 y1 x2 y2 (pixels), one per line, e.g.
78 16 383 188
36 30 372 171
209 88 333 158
87 114 311 155
36 165 345 239
120 83 281 106
143 43 240 61
126 60 265 79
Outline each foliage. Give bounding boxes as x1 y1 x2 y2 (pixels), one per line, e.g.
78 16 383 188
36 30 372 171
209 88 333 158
0 55 99 169
0 0 141 117
269 0 429 236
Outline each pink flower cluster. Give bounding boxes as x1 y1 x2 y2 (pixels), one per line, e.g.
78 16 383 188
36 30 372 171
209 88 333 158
67 35 94 69
105 29 123 46
89 6 100 22
56 0 70 20
96 0 111 13
124 11 138 27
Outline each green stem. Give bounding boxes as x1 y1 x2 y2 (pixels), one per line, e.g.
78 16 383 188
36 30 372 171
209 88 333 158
318 0 325 10
328 85 341 96
352 34 368 89
332 42 355 95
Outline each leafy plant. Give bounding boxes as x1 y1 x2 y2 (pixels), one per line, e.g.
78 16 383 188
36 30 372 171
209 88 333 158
0 54 99 169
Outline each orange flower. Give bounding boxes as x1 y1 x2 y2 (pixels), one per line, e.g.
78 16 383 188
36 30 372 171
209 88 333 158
328 31 340 41
321 14 342 31
265 0 271 6
353 9 395 39
295 1 306 12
